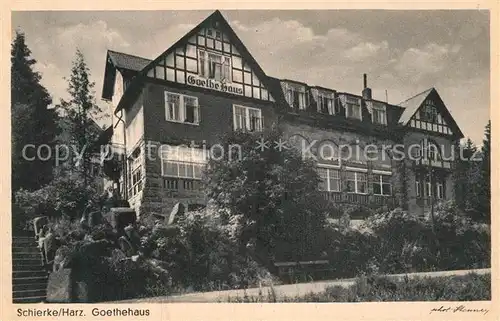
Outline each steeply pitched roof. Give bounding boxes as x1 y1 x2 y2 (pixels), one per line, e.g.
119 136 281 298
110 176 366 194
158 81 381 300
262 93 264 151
397 88 434 125
107 50 151 72
113 10 276 114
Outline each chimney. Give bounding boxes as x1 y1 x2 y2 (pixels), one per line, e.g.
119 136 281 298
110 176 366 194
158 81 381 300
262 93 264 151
362 73 372 100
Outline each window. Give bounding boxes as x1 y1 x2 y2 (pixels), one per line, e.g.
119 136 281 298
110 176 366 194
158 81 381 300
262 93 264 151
164 178 179 190
420 100 438 122
345 171 367 194
372 106 387 125
420 139 440 161
161 146 206 180
198 50 231 81
372 174 392 196
345 96 361 120
127 148 143 197
425 180 432 198
286 88 306 110
437 182 444 199
233 105 263 132
165 93 181 122
317 167 340 192
416 180 421 197
318 94 334 114
165 92 200 124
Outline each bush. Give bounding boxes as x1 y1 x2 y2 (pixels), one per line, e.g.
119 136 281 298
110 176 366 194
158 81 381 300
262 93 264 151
15 175 101 220
321 202 490 278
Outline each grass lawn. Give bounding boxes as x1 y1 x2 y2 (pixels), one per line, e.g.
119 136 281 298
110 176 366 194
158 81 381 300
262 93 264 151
226 273 491 302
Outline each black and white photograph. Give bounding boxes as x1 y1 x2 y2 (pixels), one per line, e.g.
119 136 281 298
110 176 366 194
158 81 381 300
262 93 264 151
8 7 492 309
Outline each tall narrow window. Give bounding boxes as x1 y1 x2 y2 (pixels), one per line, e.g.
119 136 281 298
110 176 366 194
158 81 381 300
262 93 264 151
184 96 200 124
318 94 334 114
208 52 222 80
345 96 361 120
372 107 387 125
416 180 421 197
436 180 445 199
165 93 181 122
222 56 231 81
198 50 206 77
286 87 306 110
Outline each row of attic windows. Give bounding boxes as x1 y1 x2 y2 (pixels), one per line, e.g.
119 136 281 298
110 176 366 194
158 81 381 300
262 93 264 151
281 81 388 125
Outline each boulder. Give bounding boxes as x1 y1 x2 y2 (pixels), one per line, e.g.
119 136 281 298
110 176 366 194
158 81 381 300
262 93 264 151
87 211 104 228
166 202 185 225
118 236 136 257
111 248 127 261
46 268 73 303
103 207 137 234
53 246 74 272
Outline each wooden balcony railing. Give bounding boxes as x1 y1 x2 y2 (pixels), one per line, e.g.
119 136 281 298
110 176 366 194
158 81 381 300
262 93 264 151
320 191 396 207
414 158 451 169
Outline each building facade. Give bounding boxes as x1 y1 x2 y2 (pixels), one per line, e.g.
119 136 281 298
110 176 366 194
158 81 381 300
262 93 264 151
100 10 464 219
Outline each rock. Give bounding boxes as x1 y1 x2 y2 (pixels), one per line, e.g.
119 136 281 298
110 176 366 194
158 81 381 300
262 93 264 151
111 248 127 261
103 207 137 234
74 280 90 303
88 211 104 228
166 202 185 225
131 255 140 262
46 268 73 303
118 236 136 257
84 239 112 256
53 246 74 272
124 224 141 246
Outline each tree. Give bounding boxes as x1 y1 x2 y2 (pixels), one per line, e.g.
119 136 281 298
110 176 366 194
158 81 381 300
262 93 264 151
454 138 477 210
478 121 491 222
456 122 491 223
204 128 328 262
11 30 59 192
57 49 104 184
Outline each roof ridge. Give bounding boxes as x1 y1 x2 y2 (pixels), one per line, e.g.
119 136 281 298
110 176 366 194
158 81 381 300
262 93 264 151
397 87 434 106
108 49 152 61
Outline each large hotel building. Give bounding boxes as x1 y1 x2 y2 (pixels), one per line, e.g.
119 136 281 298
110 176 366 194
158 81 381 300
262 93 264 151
100 10 464 219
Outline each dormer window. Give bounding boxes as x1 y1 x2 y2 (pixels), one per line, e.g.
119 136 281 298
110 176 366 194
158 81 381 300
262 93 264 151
371 102 387 125
345 96 362 120
317 94 335 115
282 82 307 110
286 88 306 110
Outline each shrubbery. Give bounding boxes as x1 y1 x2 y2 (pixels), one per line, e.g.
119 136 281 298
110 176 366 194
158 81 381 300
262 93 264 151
15 175 102 220
322 201 490 278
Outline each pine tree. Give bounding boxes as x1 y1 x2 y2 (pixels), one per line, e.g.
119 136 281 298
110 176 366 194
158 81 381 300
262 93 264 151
454 138 477 209
478 121 491 222
57 49 103 185
11 30 59 192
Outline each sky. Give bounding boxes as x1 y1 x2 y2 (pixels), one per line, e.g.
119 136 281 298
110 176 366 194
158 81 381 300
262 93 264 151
11 10 490 144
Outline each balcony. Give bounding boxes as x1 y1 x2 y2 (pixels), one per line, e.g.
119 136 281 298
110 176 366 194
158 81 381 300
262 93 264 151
414 158 451 169
320 191 396 207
